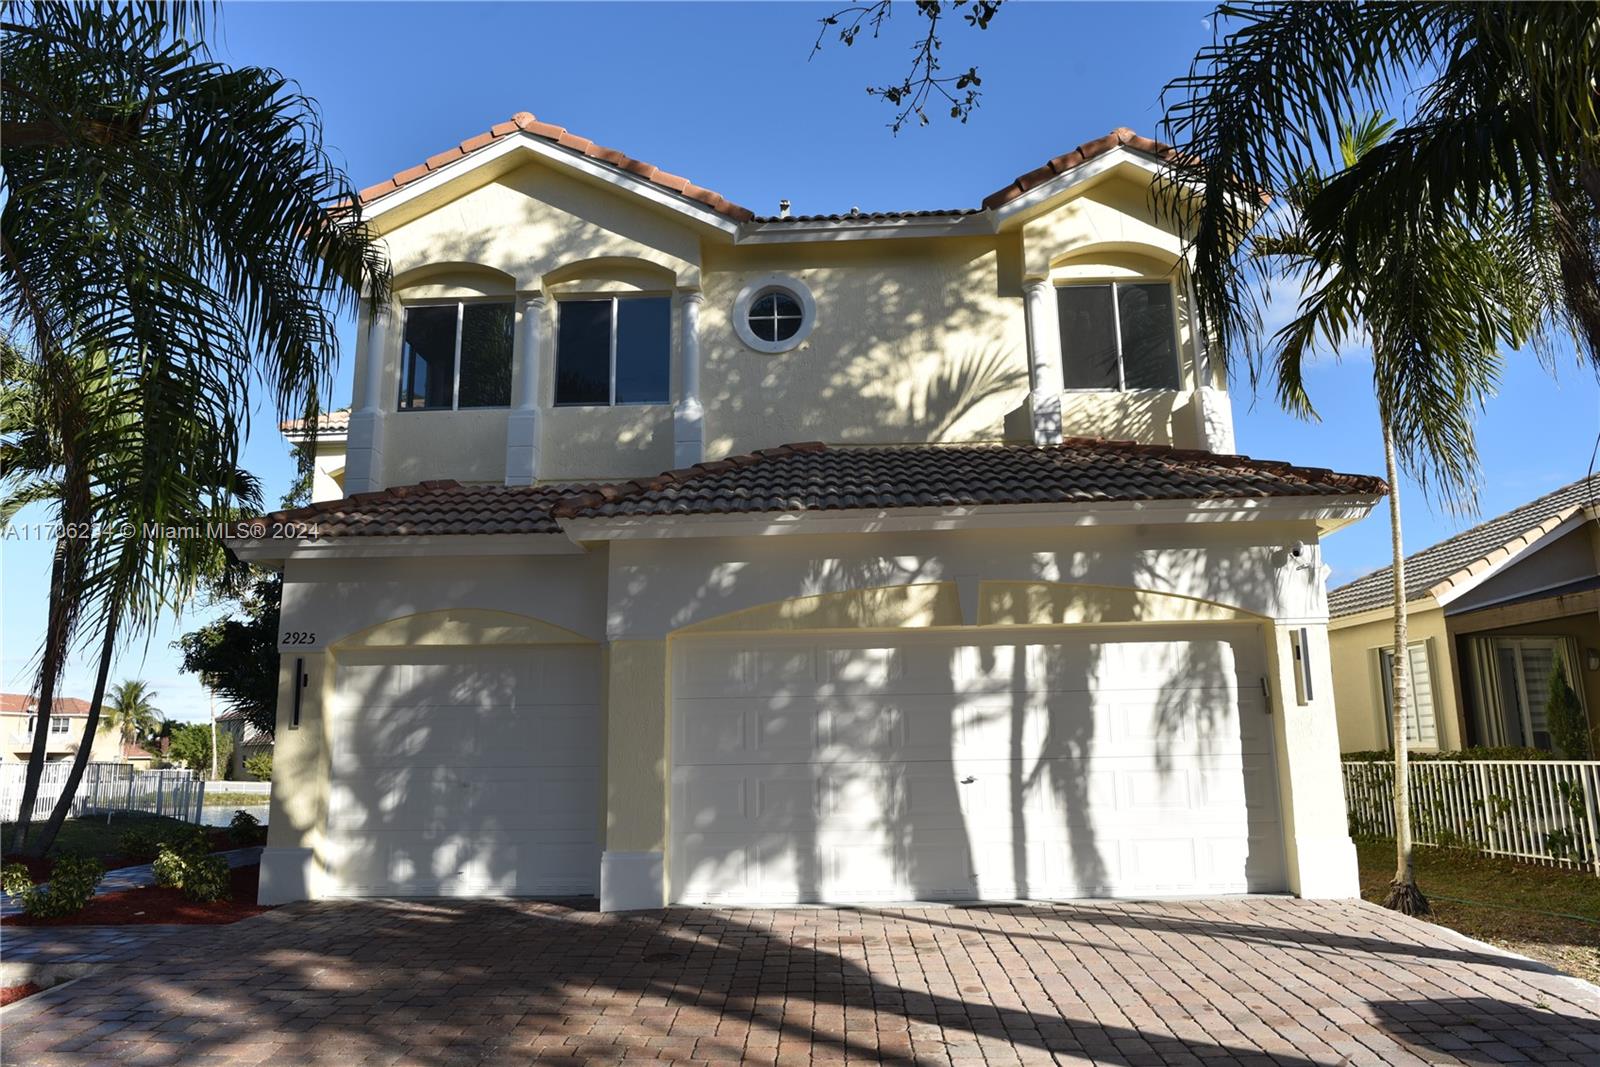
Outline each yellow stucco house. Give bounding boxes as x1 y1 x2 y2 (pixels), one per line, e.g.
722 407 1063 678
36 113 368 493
0 693 125 765
231 112 1386 910
1329 475 1600 755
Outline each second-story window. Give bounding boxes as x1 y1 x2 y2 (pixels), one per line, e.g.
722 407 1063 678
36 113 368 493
554 295 671 406
398 301 514 411
1055 281 1180 391
26 716 69 735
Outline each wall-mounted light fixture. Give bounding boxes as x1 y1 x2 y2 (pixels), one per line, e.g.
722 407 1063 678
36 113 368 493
1588 647 1600 672
1290 627 1313 705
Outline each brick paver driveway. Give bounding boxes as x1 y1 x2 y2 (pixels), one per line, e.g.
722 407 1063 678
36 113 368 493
3 897 1598 1066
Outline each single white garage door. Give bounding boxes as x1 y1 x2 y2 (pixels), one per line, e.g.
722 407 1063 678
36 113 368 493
326 645 601 897
671 627 1285 904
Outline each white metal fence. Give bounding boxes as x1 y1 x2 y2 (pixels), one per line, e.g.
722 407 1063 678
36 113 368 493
0 762 205 824
1343 759 1600 874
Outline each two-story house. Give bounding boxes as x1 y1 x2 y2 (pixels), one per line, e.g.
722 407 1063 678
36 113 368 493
1 693 122 765
233 114 1384 910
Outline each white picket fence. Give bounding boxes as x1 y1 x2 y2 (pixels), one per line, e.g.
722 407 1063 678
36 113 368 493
0 762 204 824
1343 759 1600 874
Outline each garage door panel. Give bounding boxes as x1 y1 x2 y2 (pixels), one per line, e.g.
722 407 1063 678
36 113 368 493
329 764 598 833
672 628 1285 904
327 832 597 897
336 704 599 769
328 645 601 897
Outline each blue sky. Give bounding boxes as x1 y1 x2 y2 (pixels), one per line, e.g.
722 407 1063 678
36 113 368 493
2 2 1596 723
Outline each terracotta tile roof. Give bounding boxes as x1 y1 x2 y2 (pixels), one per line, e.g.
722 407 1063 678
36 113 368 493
552 440 1385 520
1329 473 1600 618
353 113 1176 228
981 127 1177 211
241 441 1382 541
0 694 91 716
280 410 351 435
246 480 604 539
354 111 757 223
751 208 981 224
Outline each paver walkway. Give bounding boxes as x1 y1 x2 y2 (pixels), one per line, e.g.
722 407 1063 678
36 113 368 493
2 896 1597 1066
0 847 262 919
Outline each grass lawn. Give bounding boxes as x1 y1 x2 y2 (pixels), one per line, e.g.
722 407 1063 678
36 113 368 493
1356 838 1600 983
202 790 269 807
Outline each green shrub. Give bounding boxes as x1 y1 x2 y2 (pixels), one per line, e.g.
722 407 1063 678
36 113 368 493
1341 746 1557 763
1 854 104 918
1546 660 1591 759
118 826 162 863
243 752 272 781
228 809 265 848
180 854 230 902
151 825 232 903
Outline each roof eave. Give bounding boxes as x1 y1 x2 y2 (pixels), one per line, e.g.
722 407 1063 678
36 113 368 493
557 494 1382 542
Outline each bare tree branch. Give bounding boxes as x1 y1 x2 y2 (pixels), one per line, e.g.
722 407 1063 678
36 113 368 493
812 0 1001 134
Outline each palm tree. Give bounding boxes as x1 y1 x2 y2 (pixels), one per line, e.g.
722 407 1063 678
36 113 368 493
1249 116 1542 912
1 2 388 852
1157 3 1599 383
101 680 161 763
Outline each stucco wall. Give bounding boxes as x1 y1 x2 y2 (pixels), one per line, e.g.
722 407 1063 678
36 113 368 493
604 522 1329 641
346 157 1225 490
1328 607 1461 753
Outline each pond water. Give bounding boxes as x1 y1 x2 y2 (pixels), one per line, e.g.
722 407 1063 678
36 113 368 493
197 804 269 827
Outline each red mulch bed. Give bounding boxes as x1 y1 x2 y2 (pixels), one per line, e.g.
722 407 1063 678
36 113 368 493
3 828 235 882
0 982 42 1006
2 864 271 926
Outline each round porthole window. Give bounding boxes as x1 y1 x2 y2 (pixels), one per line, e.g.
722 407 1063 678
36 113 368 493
732 274 816 353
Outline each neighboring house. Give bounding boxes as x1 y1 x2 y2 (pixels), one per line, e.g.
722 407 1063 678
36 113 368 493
1329 474 1599 755
281 408 349 501
232 113 1385 910
215 710 272 780
121 741 158 770
0 693 122 764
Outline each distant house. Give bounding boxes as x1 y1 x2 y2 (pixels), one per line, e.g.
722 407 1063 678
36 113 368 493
215 710 271 780
1328 474 1599 754
121 740 158 770
0 693 122 764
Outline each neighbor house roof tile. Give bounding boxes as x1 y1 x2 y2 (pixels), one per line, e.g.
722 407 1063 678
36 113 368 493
0 694 91 716
279 410 351 435
242 440 1384 541
1328 473 1600 618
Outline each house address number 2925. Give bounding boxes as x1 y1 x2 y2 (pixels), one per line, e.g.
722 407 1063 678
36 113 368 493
280 631 318 647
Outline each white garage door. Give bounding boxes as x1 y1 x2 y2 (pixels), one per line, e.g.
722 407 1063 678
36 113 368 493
671 627 1285 904
326 645 601 897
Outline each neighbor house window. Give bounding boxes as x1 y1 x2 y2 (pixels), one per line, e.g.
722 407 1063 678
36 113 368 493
554 295 671 406
1379 642 1438 747
26 716 70 736
1055 281 1181 390
398 301 514 411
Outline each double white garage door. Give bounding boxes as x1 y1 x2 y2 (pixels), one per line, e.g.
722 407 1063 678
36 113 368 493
324 627 1285 903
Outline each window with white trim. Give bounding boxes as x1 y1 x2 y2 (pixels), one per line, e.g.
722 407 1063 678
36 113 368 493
1055 281 1181 390
398 301 514 411
26 715 70 736
554 295 671 406
1379 642 1438 747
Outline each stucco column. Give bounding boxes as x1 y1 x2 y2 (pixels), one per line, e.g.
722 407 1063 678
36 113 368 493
1265 621 1361 898
345 302 391 495
506 294 546 486
600 638 669 910
673 290 705 469
1023 279 1064 446
259 650 331 904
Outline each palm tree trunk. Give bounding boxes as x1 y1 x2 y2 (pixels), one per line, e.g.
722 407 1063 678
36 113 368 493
9 547 72 854
32 605 122 859
1380 416 1429 915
